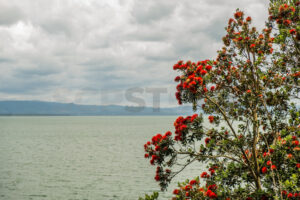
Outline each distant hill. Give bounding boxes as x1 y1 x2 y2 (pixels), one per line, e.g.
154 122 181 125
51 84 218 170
0 100 194 116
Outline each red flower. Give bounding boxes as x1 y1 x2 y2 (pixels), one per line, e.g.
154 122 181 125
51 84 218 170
283 20 291 26
185 192 189 197
152 155 158 160
154 175 160 181
271 165 276 170
164 131 172 137
246 16 251 21
150 159 154 165
292 140 299 146
234 11 243 19
250 44 256 48
292 136 297 140
228 18 234 24
208 115 214 123
173 189 180 195
287 193 293 198
296 163 300 168
201 171 208 178
197 65 203 72
189 179 197 185
191 114 198 121
144 153 149 158
210 86 215 91
206 189 217 198
206 65 212 71
185 185 192 191
174 76 181 82
290 6 296 12
287 154 293 159
207 184 217 190
290 29 296 35
180 124 187 130
267 160 272 165
200 69 207 75
246 89 251 93
261 167 267 174
205 137 211 145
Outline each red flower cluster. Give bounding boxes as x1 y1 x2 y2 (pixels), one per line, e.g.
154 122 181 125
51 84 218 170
189 179 198 185
154 167 171 182
143 131 172 165
207 184 217 190
173 60 213 104
208 115 214 123
172 179 218 199
206 189 217 198
208 165 218 175
263 148 274 157
173 114 198 141
205 137 211 146
290 29 296 35
185 185 192 191
154 166 161 181
261 166 268 174
292 140 299 146
173 189 180 195
234 11 243 19
201 171 210 178
269 3 297 27
282 190 300 198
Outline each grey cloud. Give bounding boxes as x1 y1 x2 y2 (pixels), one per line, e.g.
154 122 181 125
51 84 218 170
40 18 73 36
0 77 56 94
0 0 270 106
126 27 169 42
14 67 60 77
0 57 13 63
0 5 23 25
131 1 177 24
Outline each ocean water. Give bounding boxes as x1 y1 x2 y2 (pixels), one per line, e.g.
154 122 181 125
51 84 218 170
0 116 204 200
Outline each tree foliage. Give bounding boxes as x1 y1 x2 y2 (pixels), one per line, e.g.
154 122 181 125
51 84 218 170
142 0 299 199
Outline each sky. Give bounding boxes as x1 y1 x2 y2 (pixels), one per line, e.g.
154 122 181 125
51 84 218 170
0 0 269 107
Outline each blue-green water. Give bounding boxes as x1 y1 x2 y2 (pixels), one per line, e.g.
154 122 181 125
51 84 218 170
0 116 204 200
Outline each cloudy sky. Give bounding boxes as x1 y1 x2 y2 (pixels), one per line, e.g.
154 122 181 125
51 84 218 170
0 0 269 107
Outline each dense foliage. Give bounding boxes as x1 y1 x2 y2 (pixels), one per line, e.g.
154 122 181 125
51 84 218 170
141 0 299 199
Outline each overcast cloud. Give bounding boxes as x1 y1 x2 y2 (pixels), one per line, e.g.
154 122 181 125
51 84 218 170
0 0 269 107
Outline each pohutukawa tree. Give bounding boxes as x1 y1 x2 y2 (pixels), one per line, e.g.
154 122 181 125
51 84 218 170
142 0 299 199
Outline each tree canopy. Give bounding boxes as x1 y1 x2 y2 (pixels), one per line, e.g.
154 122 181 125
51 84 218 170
142 0 299 199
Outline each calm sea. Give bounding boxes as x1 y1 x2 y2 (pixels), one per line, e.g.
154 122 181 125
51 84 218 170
0 116 204 200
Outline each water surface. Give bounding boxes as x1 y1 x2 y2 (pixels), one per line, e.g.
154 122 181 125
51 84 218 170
0 116 204 200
